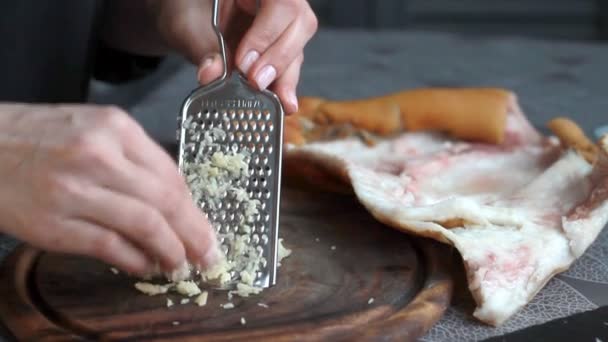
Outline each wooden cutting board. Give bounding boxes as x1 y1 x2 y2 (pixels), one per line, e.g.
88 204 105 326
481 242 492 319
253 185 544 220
0 188 454 341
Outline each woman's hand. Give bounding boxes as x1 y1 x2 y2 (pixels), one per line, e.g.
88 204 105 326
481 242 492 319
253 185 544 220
149 0 318 114
0 104 220 276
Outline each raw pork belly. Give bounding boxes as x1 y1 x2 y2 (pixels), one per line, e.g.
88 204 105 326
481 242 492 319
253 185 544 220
286 100 608 326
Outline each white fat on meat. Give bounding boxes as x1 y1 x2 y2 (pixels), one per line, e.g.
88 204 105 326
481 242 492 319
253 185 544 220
286 106 608 326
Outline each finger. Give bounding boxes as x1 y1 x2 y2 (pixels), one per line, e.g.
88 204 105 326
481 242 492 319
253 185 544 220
160 0 218 65
109 119 221 268
169 191 221 269
43 218 152 276
272 54 303 114
241 4 317 91
119 123 181 181
197 52 225 85
97 157 221 269
234 0 295 76
235 0 258 15
75 186 187 272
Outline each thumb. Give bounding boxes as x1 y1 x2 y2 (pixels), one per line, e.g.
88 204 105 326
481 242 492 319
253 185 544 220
197 52 225 85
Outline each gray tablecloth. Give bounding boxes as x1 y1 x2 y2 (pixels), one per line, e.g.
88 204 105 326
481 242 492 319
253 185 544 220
2 29 608 341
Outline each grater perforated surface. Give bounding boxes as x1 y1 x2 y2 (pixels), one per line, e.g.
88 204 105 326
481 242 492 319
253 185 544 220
177 72 284 289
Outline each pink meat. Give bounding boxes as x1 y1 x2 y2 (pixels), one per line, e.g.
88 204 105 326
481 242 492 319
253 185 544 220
288 104 608 326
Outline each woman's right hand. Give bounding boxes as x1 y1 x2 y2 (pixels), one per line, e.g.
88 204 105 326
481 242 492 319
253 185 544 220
0 103 220 276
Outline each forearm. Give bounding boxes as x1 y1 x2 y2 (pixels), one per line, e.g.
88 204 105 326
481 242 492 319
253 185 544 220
100 0 170 57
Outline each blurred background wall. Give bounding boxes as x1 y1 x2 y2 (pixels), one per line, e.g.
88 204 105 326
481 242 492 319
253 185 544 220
307 0 607 41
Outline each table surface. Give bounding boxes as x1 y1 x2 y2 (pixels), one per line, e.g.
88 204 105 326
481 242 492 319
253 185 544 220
2 29 608 342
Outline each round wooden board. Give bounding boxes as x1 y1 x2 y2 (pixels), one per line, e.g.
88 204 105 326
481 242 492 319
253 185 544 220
0 188 453 341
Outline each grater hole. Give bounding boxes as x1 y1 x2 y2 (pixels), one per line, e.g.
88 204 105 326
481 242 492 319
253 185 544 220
259 122 266 132
228 133 234 142
263 110 271 120
241 120 249 130
238 110 245 120
249 121 257 131
263 133 270 143
253 132 261 143
268 122 274 132
246 110 254 120
267 145 273 154
245 132 252 142
257 143 265 153
261 177 267 187
264 189 270 199
236 132 243 142
232 120 239 130
255 110 262 120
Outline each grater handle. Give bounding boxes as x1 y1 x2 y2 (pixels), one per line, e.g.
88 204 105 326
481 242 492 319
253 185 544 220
212 0 228 81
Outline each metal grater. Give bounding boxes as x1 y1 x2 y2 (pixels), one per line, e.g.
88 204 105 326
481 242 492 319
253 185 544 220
176 0 284 289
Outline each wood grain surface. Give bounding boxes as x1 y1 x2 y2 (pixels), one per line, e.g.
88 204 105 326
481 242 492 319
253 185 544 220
0 188 454 341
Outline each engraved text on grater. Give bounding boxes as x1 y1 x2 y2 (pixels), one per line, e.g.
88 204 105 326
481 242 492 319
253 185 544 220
201 98 263 109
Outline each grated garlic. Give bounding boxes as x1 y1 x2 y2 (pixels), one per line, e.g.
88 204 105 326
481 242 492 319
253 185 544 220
172 321 180 326
278 238 292 262
134 282 171 296
180 298 190 305
175 281 201 297
195 291 209 307
235 283 263 297
368 298 375 305
110 267 119 275
222 303 235 309
257 302 269 309
240 317 247 325
167 298 174 307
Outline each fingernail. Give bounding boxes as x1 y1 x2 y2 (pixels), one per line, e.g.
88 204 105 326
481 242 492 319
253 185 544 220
287 91 299 113
255 65 277 90
201 244 222 267
239 50 260 74
200 53 216 71
198 54 217 84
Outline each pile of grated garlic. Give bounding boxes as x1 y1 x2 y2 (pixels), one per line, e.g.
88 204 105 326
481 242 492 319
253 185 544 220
130 116 291 307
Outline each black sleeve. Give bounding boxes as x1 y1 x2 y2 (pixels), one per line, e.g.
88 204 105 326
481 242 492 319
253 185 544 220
91 39 165 84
